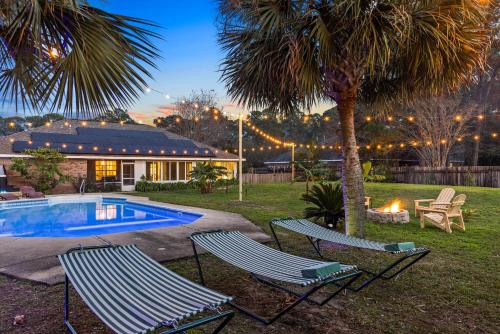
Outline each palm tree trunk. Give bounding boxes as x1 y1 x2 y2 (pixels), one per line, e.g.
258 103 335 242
337 93 366 237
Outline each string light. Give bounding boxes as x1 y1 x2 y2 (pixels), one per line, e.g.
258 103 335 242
49 47 59 59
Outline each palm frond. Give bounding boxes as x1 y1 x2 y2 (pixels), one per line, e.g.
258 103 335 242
218 0 490 111
1 0 160 118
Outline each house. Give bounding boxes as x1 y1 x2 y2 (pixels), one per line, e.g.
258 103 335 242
0 120 239 193
263 148 342 172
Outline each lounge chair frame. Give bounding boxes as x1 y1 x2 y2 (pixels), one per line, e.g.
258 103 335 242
62 245 234 334
190 231 362 325
269 219 430 292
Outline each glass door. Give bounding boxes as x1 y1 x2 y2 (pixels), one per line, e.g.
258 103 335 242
121 162 135 191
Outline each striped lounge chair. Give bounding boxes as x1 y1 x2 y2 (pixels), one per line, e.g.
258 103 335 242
58 245 234 334
189 230 361 325
269 218 430 292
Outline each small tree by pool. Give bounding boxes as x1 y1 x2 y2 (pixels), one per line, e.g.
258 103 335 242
189 162 227 193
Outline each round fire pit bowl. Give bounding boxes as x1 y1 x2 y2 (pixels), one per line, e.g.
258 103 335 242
367 208 410 224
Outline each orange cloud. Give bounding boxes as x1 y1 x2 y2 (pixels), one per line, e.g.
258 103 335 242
156 104 179 116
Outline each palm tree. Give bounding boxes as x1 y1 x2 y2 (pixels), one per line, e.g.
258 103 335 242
0 0 159 118
217 0 490 237
189 162 227 193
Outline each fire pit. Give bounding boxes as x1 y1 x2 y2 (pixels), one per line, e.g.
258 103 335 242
367 200 409 224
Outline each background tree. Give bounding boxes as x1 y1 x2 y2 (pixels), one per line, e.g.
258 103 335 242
464 4 499 166
217 0 490 236
93 109 137 124
0 0 159 118
397 96 478 167
154 90 237 148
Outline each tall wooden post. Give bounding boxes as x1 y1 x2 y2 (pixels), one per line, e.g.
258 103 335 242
238 111 243 201
291 143 295 181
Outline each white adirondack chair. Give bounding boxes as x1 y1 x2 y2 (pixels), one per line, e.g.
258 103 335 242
419 194 466 233
414 188 455 217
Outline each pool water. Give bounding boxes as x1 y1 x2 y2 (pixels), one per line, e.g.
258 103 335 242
0 198 202 238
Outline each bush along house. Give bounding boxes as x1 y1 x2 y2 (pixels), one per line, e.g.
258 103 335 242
0 120 238 193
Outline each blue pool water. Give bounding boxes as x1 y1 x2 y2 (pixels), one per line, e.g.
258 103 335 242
0 197 202 238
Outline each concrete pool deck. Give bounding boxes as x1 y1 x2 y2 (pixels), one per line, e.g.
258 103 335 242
0 194 270 285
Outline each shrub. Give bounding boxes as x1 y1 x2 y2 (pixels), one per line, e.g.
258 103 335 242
301 182 344 229
189 162 227 193
10 148 72 192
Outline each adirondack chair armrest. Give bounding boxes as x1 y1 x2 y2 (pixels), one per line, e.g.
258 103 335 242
414 199 436 205
430 202 452 206
420 207 448 214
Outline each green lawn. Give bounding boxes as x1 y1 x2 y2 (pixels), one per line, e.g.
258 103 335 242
135 182 500 334
0 183 497 334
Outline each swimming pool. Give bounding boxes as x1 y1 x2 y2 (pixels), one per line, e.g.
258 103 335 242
0 196 202 238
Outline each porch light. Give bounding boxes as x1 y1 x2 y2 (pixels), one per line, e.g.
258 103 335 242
108 148 113 152
183 150 188 154
45 142 50 147
28 141 33 144
204 150 209 154
194 150 198 154
81 121 87 126
100 121 106 126
172 150 176 154
135 149 140 153
148 150 153 154
62 144 67 148
8 122 15 128
93 146 99 151
160 150 165 154
9 138 14 143
78 145 83 150
122 148 127 152
45 122 51 126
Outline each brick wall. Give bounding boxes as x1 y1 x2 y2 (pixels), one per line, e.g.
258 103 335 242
0 158 87 194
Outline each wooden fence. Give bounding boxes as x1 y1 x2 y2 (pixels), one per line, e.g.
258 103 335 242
243 173 292 184
243 166 500 187
389 166 500 188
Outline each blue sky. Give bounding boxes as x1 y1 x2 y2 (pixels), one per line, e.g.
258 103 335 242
1 1 329 122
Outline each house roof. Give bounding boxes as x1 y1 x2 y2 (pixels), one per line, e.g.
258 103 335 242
0 120 239 160
264 148 342 164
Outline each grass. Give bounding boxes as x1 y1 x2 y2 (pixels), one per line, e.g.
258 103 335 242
0 182 498 333
136 182 500 333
